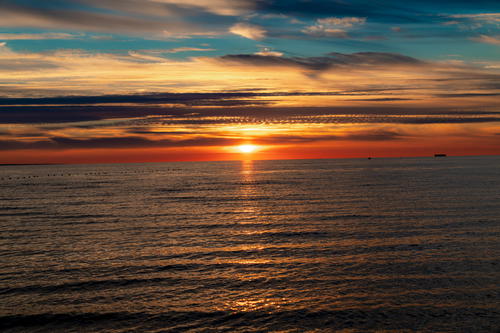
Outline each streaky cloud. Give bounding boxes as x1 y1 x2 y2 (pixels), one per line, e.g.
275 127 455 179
472 35 500 45
219 52 424 71
0 33 80 40
1 103 498 125
229 23 267 40
0 136 238 150
0 129 406 151
0 1 218 36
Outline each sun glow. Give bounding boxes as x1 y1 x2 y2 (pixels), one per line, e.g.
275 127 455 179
237 144 258 153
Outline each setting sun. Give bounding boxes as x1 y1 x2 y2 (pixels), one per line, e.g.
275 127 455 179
1 1 499 332
237 144 258 153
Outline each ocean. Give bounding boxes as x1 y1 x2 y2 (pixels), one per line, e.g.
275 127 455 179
1 156 499 332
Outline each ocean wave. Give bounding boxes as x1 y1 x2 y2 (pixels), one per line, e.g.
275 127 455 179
1 306 499 332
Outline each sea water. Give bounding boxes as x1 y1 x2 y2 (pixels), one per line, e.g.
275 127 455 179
1 156 499 332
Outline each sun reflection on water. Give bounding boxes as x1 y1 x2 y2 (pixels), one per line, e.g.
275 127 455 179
220 159 293 313
227 297 287 312
239 159 258 216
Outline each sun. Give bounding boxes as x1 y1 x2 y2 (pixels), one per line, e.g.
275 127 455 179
237 144 257 153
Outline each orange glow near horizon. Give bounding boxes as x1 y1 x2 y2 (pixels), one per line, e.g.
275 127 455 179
237 144 258 153
1 116 500 165
1 134 500 165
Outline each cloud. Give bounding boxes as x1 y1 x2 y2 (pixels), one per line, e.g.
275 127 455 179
0 1 218 37
229 23 267 40
80 0 177 17
434 92 500 98
0 1 495 42
5 123 497 152
472 35 500 45
164 47 216 53
81 0 256 17
219 54 332 70
219 52 424 71
303 16 365 38
316 17 366 27
0 92 266 106
445 12 500 30
126 47 216 62
152 0 256 16
449 13 500 24
351 98 415 101
0 45 498 112
0 43 61 71
341 129 402 141
0 129 425 151
259 1 411 23
0 136 239 150
0 33 79 40
328 52 423 66
0 0 256 40
1 101 499 125
248 130 404 145
254 49 284 57
302 26 348 38
0 59 60 71
0 42 11 53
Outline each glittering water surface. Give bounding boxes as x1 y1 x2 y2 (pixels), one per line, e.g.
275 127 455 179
1 156 499 332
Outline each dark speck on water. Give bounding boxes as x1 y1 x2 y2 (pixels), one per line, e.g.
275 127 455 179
0 156 499 332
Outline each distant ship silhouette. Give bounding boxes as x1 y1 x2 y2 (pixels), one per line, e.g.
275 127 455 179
434 154 447 157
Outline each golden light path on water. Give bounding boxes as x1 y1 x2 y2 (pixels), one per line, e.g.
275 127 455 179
1 157 500 331
222 158 289 313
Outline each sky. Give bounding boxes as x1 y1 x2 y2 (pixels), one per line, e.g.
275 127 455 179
0 0 499 164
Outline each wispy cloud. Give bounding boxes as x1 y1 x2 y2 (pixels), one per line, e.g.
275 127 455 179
144 0 255 16
472 35 500 45
164 47 216 53
0 1 221 37
302 26 348 38
0 136 239 150
0 33 80 40
1 94 499 125
449 13 500 24
126 47 216 62
316 17 367 27
303 16 366 38
229 23 267 40
219 52 424 71
254 50 284 57
0 42 498 108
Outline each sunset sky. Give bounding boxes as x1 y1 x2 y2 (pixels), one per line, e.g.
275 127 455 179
0 0 499 163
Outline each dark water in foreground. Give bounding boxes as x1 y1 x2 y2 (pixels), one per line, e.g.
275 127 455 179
1 156 499 332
